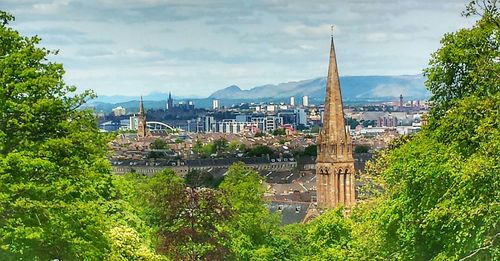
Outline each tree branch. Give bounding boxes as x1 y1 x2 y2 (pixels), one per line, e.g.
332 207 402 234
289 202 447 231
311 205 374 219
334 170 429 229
458 232 500 261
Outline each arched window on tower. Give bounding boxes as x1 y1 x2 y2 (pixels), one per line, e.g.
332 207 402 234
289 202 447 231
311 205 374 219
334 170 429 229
337 168 342 198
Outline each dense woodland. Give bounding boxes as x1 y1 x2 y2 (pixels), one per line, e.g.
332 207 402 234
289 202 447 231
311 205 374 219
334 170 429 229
0 1 499 260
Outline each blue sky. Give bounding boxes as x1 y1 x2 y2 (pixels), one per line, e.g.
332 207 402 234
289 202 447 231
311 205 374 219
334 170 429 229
2 0 476 97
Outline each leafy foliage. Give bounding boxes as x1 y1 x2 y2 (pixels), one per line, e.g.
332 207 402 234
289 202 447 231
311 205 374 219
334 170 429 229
107 225 164 261
263 2 500 260
344 3 500 259
254 132 266 137
150 139 168 150
184 169 222 188
116 165 280 260
424 8 499 121
2 1 499 259
124 170 234 260
272 128 286 136
303 144 318 156
213 137 228 153
219 163 280 259
354 145 369 153
0 11 118 260
246 145 274 157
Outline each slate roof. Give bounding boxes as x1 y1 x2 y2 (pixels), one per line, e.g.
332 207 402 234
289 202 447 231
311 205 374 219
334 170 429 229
186 157 270 167
110 160 180 167
268 201 312 225
297 156 316 165
260 170 300 184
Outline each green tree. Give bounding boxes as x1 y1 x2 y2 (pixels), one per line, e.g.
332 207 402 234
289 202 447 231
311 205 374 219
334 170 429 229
354 145 370 154
272 128 286 136
252 209 353 261
0 11 115 259
202 143 216 156
219 163 279 259
247 145 274 157
347 118 360 130
150 139 168 150
261 224 308 260
192 139 203 154
110 173 156 243
228 140 240 151
184 170 222 188
146 150 166 159
303 144 317 157
361 120 376 128
254 132 266 137
352 127 499 260
238 143 247 152
346 3 500 259
304 208 352 260
107 225 163 261
213 137 228 153
424 1 499 122
310 125 321 133
146 170 232 260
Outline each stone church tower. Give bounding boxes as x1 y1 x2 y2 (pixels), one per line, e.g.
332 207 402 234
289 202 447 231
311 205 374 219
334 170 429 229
137 96 147 138
167 92 174 111
316 36 356 208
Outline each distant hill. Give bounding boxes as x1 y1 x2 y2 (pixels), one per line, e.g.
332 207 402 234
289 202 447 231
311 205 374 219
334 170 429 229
86 74 429 112
93 92 175 104
209 75 428 101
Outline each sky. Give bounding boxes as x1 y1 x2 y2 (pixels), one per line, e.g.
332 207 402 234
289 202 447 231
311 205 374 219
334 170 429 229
2 0 477 98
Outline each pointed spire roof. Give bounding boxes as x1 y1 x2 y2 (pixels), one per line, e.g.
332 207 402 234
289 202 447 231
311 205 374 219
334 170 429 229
322 35 348 142
139 95 145 116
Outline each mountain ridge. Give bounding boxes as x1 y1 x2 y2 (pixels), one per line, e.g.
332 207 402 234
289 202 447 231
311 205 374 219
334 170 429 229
209 74 428 100
87 74 429 111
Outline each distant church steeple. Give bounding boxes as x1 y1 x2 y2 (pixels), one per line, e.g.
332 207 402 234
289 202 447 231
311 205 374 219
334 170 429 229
316 33 356 208
137 96 147 138
167 92 174 111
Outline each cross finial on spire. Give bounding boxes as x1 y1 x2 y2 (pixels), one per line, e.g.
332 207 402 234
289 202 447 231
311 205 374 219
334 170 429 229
331 25 334 37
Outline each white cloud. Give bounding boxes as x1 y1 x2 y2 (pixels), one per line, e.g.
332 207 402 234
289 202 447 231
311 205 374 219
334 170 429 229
2 0 478 97
366 32 388 43
32 0 70 13
284 24 332 37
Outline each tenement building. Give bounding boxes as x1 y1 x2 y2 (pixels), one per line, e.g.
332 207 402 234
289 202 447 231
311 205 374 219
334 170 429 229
316 36 356 208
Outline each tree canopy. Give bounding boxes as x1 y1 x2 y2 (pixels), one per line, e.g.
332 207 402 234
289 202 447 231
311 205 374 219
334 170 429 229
0 11 115 259
1 1 499 259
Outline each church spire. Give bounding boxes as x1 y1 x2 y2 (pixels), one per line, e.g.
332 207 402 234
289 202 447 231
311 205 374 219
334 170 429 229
139 95 145 116
322 34 348 144
167 91 174 111
137 96 147 138
315 31 356 209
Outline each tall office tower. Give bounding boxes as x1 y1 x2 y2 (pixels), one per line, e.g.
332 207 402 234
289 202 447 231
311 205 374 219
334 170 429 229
212 99 220 110
302 95 309 107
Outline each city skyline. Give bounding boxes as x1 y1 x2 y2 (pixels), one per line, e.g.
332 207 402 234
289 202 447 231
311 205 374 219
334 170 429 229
3 0 477 97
